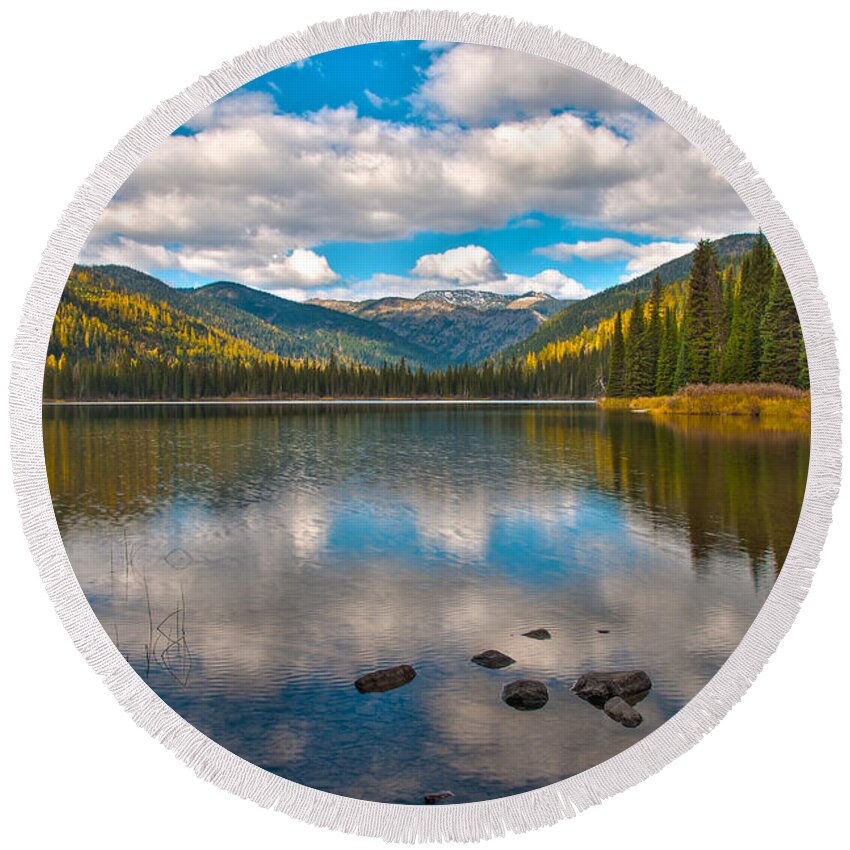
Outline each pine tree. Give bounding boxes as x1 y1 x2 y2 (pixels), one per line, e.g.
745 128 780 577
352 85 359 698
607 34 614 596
680 239 722 384
607 311 626 397
740 232 774 381
721 256 747 383
714 265 735 380
759 262 804 386
722 265 735 335
637 273 663 395
656 307 678 395
798 345 810 390
674 312 689 390
625 294 646 396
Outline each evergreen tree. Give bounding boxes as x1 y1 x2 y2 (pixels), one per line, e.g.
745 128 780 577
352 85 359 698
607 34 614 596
714 265 735 380
759 263 804 385
721 265 735 344
607 311 626 397
625 294 646 395
740 232 774 381
680 239 722 384
637 273 663 395
673 312 689 390
656 307 678 395
721 256 747 383
798 344 810 390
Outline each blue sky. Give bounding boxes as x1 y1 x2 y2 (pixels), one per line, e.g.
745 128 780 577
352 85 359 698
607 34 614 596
82 41 756 301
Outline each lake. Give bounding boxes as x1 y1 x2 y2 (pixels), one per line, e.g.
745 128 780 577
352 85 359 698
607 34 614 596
43 402 809 804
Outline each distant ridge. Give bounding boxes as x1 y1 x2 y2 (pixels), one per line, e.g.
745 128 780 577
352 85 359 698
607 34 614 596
414 289 567 311
85 265 436 368
309 288 573 365
416 289 509 307
77 235 758 372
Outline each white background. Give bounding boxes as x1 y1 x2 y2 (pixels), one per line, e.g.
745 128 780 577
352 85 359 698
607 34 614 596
1 1 847 847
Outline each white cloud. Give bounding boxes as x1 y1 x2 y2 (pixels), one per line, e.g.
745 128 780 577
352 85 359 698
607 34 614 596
309 268 590 304
411 43 646 127
509 217 543 229
364 89 395 110
183 90 278 132
85 237 175 270
536 237 640 262
510 270 592 299
270 248 340 286
535 238 696 281
84 236 339 292
302 273 444 304
82 93 754 287
411 245 504 284
477 269 592 300
619 242 696 279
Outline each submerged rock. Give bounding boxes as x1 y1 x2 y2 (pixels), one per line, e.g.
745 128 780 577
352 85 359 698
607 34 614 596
522 628 552 640
603 696 643 728
502 679 549 711
572 670 652 707
424 791 454 805
471 649 515 669
354 664 416 693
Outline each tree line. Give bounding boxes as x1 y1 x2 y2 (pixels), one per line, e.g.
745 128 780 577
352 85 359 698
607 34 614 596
43 267 609 399
43 349 607 401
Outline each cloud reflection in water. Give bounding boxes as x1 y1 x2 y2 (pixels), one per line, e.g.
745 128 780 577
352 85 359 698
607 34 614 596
45 403 808 802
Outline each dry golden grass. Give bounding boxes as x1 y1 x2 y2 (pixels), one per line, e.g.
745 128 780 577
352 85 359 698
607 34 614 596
599 383 810 423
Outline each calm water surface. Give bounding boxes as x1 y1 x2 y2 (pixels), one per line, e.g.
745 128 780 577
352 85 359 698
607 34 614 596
44 403 809 803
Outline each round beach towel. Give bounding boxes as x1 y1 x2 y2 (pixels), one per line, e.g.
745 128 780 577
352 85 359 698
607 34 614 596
9 11 840 842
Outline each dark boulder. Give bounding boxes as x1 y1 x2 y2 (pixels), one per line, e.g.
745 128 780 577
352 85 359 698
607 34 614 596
603 696 643 728
354 664 416 693
572 670 651 707
522 628 551 640
502 679 549 710
424 791 454 805
471 649 515 669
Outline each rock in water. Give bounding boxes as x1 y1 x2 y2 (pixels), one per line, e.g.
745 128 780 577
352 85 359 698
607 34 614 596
471 649 516 669
502 680 549 710
522 628 552 640
354 664 416 693
572 670 652 707
603 696 643 728
424 791 454 805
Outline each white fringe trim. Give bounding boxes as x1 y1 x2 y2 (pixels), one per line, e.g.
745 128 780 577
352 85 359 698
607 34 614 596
8 9 842 843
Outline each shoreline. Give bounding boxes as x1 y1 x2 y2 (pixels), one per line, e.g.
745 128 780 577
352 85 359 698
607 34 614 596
41 385 810 419
598 385 810 420
42 398 600 406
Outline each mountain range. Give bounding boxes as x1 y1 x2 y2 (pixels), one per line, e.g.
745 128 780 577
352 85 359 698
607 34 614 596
308 289 570 365
54 234 757 377
87 265 435 368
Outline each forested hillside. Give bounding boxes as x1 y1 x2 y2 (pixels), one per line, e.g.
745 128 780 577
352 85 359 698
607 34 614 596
43 235 806 401
309 290 571 365
193 280 436 366
311 295 540 365
507 233 757 360
80 265 436 368
521 233 808 398
43 267 588 400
